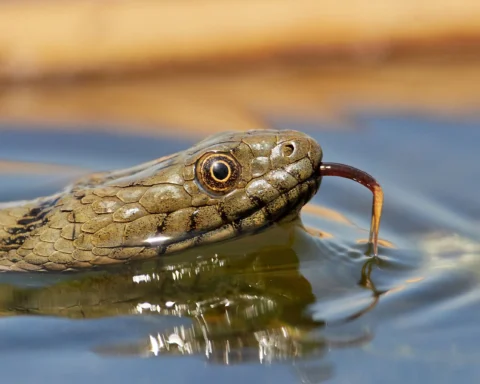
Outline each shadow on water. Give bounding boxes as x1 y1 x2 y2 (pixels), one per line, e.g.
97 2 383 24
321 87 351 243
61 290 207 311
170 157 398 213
0 118 479 383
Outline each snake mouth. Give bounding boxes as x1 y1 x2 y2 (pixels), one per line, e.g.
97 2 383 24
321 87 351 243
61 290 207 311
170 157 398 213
154 175 320 255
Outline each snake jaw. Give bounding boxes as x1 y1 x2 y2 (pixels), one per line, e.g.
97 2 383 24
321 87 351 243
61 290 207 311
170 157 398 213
154 176 320 255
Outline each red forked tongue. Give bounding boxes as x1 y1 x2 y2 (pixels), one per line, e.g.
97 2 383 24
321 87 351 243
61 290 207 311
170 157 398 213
320 162 384 257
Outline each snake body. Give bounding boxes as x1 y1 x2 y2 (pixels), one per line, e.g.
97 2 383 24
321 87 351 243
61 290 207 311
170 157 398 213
0 130 322 272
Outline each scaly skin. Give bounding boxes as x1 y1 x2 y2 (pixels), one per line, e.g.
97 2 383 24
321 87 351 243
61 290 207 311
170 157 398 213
0 130 322 272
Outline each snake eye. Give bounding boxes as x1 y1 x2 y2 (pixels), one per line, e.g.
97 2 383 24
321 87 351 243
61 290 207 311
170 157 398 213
196 153 240 194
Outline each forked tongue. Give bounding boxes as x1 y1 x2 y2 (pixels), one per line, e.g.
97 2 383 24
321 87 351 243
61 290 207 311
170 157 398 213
319 163 384 257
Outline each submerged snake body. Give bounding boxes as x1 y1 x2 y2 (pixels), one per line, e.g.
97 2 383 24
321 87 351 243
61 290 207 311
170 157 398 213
0 130 322 272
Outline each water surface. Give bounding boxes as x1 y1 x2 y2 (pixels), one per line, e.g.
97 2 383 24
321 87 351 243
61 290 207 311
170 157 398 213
0 117 478 383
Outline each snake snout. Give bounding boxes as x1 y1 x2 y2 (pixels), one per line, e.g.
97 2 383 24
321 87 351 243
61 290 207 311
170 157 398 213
271 134 322 181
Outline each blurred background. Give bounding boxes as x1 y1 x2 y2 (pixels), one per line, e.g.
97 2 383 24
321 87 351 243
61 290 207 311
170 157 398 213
0 2 479 383
0 0 478 137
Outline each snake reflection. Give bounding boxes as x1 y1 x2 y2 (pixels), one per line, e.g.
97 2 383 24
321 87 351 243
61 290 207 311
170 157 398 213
0 225 378 366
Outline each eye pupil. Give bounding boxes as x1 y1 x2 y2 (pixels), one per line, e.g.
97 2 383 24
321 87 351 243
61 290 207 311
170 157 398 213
211 161 230 181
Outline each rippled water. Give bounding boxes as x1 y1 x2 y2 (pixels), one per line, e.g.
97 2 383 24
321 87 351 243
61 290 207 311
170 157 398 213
0 118 479 383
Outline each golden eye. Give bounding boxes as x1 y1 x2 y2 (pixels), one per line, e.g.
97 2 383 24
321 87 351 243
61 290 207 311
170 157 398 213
196 153 240 194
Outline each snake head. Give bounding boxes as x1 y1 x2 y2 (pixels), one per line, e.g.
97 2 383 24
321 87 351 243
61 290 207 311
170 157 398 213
110 129 324 254
0 129 323 271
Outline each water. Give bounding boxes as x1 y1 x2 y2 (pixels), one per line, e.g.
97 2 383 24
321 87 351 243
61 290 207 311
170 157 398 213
0 117 478 383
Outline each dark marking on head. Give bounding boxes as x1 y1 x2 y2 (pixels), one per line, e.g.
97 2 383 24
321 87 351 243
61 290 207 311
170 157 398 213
216 204 230 224
231 219 242 235
72 220 77 240
156 220 166 236
189 210 199 233
246 195 263 210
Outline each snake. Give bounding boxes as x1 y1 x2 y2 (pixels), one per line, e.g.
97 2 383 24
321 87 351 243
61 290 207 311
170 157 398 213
0 129 383 272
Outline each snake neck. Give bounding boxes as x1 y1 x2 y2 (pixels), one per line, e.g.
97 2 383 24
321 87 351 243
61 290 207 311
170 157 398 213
0 196 60 253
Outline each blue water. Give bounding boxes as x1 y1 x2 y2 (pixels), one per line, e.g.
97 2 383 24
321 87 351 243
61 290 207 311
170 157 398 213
0 116 479 383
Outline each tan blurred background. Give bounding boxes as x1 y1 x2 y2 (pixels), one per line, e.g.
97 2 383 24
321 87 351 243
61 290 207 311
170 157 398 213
0 0 479 137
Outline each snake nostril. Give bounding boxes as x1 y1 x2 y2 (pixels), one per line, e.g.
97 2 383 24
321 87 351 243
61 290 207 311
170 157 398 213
282 143 295 157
